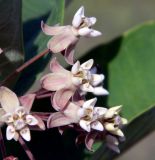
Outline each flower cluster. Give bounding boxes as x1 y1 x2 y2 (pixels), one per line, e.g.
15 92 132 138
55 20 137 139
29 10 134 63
0 6 127 159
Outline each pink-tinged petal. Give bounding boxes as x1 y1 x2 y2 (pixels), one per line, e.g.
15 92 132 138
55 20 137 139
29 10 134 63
3 156 18 160
85 132 97 151
0 108 5 126
13 132 19 141
64 102 80 122
47 112 73 128
19 94 36 113
91 74 104 86
33 113 45 130
20 127 31 141
41 73 71 91
52 88 75 111
47 27 78 53
71 61 80 74
78 27 92 36
93 87 109 95
91 121 104 131
0 48 3 54
50 57 67 73
64 43 76 65
72 90 85 106
26 115 38 126
79 120 91 132
32 115 45 130
81 59 94 70
6 125 15 140
0 87 19 113
87 30 102 37
72 6 84 28
83 98 97 109
41 21 66 35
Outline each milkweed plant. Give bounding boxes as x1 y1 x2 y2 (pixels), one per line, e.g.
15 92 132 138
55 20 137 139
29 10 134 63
0 6 128 160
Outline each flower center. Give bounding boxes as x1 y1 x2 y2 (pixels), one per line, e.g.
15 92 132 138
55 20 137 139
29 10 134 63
82 108 93 121
73 70 92 85
13 118 26 130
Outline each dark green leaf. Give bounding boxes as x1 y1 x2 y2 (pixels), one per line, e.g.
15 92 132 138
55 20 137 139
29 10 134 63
15 0 65 94
81 21 155 159
0 0 24 87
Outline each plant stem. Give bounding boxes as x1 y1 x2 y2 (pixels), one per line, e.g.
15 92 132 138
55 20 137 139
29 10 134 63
36 93 52 99
0 49 49 86
0 128 6 158
18 137 36 160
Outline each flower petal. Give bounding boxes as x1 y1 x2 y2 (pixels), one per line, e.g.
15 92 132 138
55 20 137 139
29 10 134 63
64 43 76 65
104 105 122 119
91 121 104 131
50 57 67 73
85 132 97 151
79 119 91 132
87 29 102 37
111 129 124 137
94 107 107 117
72 6 84 28
41 21 66 35
19 94 36 113
47 27 78 53
0 108 5 126
78 27 92 36
81 59 94 70
31 115 45 130
106 135 119 145
91 74 104 86
20 127 31 141
93 87 109 95
52 88 75 111
0 87 19 113
26 115 38 126
83 98 97 109
6 125 15 140
41 73 71 91
87 17 96 26
71 61 80 74
64 102 80 121
80 83 94 93
107 143 120 153
47 112 73 128
0 48 3 54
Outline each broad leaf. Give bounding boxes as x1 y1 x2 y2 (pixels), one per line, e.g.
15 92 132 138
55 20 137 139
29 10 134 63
15 0 65 94
81 21 155 159
0 0 24 87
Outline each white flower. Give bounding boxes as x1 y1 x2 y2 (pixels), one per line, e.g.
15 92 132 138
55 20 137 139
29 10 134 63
78 98 107 132
0 87 45 141
41 6 102 64
71 59 109 95
72 6 102 37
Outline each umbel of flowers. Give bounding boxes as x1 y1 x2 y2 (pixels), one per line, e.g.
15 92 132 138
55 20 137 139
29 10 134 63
0 6 127 159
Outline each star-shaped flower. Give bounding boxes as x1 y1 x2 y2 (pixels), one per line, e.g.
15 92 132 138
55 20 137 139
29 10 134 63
0 87 45 141
41 58 108 110
41 6 102 64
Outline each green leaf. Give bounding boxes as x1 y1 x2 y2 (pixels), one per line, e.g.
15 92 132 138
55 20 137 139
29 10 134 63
0 0 24 87
15 0 65 94
81 21 155 159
